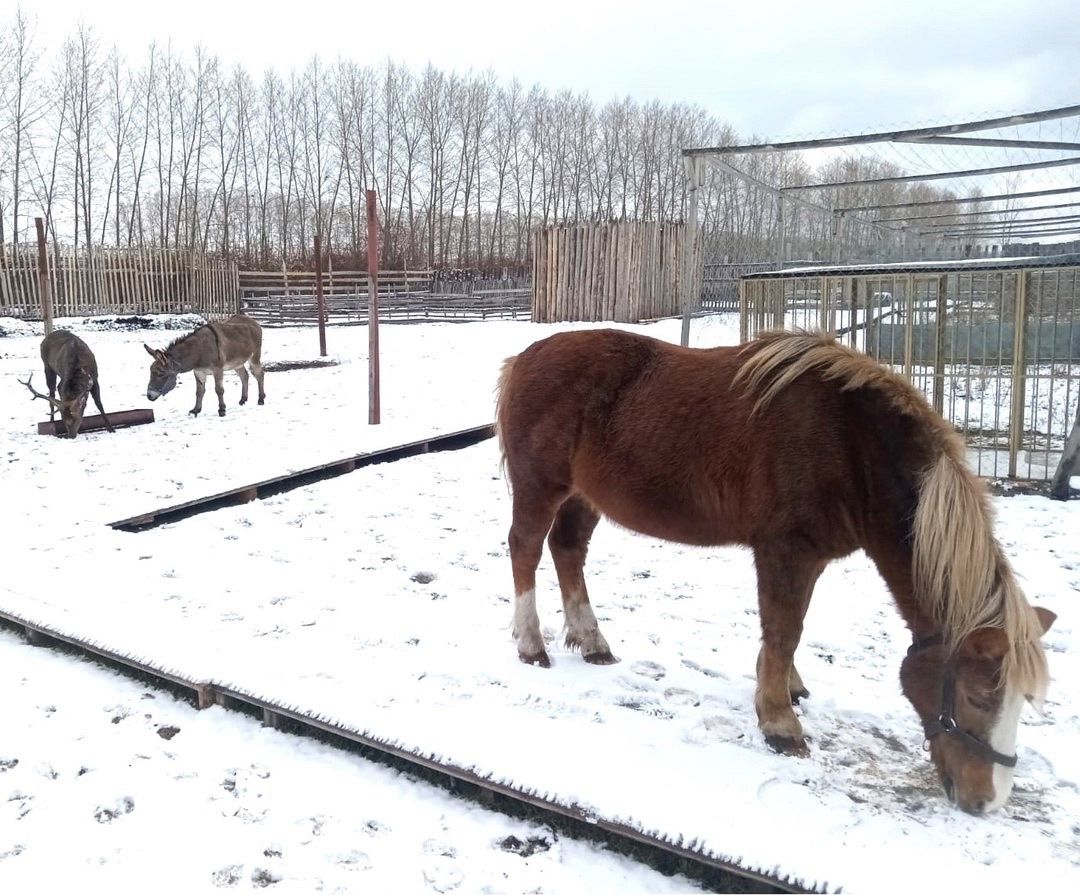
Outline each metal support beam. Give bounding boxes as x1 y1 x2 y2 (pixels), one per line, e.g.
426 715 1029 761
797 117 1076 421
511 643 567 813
783 155 1080 193
875 201 1080 223
680 156 703 347
902 135 1080 151
683 104 1080 156
920 214 1080 233
837 185 1080 214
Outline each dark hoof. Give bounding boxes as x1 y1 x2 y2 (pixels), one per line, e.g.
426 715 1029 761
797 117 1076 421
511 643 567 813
790 687 810 705
258 398 265 405
764 734 810 758
583 650 619 665
239 397 247 406
218 408 226 417
518 651 551 668
189 409 200 417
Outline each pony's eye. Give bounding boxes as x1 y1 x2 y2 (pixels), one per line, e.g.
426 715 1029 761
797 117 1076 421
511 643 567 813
967 695 995 713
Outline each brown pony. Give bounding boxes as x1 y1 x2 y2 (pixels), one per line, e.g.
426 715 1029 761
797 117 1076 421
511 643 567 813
496 328 1056 814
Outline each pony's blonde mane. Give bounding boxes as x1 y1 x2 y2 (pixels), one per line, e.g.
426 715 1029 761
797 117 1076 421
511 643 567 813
736 329 1049 699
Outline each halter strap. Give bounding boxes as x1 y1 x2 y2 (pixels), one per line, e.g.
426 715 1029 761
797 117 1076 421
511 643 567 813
908 634 1018 769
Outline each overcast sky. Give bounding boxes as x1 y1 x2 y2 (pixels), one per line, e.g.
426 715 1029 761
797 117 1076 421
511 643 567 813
15 0 1080 139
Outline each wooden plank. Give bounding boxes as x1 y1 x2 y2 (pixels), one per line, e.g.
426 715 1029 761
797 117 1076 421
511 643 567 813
37 408 155 437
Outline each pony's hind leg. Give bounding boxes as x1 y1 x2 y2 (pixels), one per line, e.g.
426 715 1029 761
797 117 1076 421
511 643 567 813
237 366 250 405
752 542 827 756
508 484 568 668
548 495 616 665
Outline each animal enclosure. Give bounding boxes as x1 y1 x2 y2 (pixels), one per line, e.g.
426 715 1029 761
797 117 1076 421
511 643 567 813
531 221 702 323
740 255 1080 481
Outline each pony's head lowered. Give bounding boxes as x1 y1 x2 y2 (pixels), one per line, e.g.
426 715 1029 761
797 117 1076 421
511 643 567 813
738 330 1057 814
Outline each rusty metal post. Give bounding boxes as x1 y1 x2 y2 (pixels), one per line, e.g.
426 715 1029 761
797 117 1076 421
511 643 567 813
1008 270 1029 478
932 274 948 415
35 218 53 334
314 234 327 357
366 190 381 425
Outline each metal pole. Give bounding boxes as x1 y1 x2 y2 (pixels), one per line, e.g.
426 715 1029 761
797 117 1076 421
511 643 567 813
35 217 53 334
366 190 381 425
1008 270 1029 478
680 157 700 347
314 234 327 357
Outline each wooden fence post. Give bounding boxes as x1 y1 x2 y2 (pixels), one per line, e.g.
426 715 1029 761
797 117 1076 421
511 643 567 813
35 218 53 334
314 234 327 357
367 190 381 425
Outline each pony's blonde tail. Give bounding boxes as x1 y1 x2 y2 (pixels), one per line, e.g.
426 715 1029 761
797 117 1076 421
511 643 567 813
913 451 1049 700
494 355 518 478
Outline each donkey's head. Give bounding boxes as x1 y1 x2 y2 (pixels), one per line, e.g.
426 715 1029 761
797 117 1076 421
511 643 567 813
144 344 179 400
900 607 1055 815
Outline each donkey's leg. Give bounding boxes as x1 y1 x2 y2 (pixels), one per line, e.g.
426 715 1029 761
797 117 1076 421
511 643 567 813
509 484 568 668
249 350 265 405
237 366 250 405
213 367 227 416
44 367 58 422
548 495 616 664
90 382 115 433
190 371 207 416
753 542 827 756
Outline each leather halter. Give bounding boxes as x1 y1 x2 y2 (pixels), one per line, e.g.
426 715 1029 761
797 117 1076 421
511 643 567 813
907 634 1018 768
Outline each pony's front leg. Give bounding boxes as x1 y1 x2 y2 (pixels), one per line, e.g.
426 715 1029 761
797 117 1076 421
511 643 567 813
752 544 826 756
190 371 207 416
213 368 226 416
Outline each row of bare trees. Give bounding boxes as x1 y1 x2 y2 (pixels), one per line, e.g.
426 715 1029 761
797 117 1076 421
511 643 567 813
0 11 962 271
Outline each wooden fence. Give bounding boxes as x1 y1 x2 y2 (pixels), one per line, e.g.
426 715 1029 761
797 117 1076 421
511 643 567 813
0 246 238 319
237 269 530 326
532 221 702 323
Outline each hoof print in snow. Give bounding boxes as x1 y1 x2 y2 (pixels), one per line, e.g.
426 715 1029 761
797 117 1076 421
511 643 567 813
335 849 371 870
499 834 553 857
157 725 181 741
411 571 436 584
663 687 701 707
212 865 243 887
422 866 464 893
0 758 18 772
0 845 26 861
630 660 666 680
251 867 281 888
422 839 457 858
94 796 135 823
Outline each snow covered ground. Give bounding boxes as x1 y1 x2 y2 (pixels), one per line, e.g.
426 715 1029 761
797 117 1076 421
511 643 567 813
1 313 1078 892
0 628 701 893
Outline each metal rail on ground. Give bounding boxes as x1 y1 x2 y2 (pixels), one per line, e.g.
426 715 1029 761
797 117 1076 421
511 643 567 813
109 424 497 532
0 607 811 894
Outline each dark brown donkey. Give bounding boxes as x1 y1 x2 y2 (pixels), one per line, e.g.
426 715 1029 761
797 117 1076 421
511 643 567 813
496 328 1056 814
20 330 114 438
144 315 265 417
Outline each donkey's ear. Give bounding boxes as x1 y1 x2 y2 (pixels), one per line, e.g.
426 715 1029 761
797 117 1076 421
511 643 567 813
1033 607 1056 636
960 626 1010 660
144 343 157 358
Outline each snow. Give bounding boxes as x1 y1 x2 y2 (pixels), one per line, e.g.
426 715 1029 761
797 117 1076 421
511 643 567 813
1 313 1078 892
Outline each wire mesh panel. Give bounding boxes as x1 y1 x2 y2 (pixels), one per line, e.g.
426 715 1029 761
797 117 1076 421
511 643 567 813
741 260 1080 482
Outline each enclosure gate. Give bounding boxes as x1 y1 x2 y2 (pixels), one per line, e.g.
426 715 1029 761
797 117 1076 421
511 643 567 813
740 259 1080 482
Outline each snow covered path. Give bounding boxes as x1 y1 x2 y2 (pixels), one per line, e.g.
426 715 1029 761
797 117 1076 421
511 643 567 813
1 315 1077 892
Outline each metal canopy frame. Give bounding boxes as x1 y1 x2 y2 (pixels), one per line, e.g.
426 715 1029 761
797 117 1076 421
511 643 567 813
678 103 1080 345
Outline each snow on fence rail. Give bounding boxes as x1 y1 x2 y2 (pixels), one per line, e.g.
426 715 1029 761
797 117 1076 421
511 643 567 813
740 257 1080 482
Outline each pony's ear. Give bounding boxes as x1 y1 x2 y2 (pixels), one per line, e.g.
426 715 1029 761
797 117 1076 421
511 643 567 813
960 626 1010 660
1033 607 1056 636
144 343 157 358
